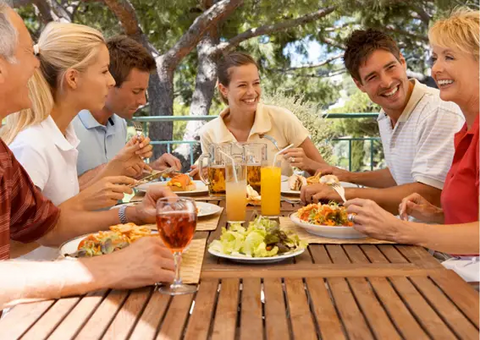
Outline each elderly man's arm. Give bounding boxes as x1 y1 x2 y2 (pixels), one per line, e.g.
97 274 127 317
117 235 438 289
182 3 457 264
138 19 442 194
0 237 175 311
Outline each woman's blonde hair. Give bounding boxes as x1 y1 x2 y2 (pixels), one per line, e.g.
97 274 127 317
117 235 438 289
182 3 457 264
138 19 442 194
429 8 480 60
1 22 105 144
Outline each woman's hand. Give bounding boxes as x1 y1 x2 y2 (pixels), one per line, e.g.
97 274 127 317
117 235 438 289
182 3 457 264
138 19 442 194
282 148 317 173
345 198 413 243
398 193 444 223
75 176 135 210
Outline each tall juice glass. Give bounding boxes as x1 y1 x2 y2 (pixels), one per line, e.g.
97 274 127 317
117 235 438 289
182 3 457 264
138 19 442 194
225 144 247 222
156 197 197 295
261 160 281 216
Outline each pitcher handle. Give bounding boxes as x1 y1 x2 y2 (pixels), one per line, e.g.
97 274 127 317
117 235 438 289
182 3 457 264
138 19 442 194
197 153 210 185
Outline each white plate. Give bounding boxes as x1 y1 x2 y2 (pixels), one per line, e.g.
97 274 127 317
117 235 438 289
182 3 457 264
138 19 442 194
281 181 358 196
136 180 208 195
208 247 305 264
59 231 158 259
196 201 223 217
290 212 367 239
281 175 289 182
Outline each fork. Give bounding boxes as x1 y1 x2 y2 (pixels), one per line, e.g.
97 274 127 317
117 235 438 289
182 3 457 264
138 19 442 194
259 134 280 151
331 182 347 204
132 121 143 139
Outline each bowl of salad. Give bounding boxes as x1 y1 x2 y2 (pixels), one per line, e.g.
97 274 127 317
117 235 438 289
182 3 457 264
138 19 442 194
208 216 307 264
290 203 367 239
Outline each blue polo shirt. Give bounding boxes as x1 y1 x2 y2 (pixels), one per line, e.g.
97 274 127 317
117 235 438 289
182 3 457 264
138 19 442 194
73 110 127 175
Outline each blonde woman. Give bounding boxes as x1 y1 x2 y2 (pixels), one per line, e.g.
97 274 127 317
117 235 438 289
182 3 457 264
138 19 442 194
1 22 152 208
345 9 479 281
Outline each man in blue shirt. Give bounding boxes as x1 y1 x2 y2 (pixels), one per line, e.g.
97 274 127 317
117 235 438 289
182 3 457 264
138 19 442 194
73 36 181 188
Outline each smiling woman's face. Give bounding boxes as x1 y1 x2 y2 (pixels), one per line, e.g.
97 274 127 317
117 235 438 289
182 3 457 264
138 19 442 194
431 44 479 110
219 63 261 114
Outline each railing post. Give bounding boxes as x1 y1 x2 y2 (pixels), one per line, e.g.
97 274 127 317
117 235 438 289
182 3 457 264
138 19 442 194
370 139 374 171
348 139 352 172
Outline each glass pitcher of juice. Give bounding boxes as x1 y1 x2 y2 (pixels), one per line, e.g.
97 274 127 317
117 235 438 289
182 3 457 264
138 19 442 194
261 158 282 217
243 143 267 194
197 143 232 197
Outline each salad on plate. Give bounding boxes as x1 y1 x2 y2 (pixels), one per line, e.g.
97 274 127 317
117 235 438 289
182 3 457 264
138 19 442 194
297 203 353 227
208 216 307 258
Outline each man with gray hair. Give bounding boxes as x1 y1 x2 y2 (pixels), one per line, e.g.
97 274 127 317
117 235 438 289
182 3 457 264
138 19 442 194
0 1 176 311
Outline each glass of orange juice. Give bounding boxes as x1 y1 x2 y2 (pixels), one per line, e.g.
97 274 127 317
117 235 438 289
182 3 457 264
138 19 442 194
225 144 247 222
261 159 282 217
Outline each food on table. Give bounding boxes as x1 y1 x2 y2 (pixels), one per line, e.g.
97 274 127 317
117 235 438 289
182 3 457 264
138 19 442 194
297 203 353 227
320 174 340 185
209 216 307 257
288 173 307 190
167 174 196 191
246 184 261 205
72 223 154 257
247 164 261 192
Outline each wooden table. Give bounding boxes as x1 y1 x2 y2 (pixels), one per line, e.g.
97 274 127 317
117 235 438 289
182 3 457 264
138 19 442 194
1 199 479 340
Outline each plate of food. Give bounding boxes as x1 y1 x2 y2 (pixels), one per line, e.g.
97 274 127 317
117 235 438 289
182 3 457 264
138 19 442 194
290 203 366 239
59 223 156 258
196 201 223 217
208 216 307 264
282 173 357 195
136 174 208 195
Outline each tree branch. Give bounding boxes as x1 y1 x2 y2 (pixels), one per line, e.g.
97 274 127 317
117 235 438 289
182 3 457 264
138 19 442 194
102 0 142 37
277 54 343 72
318 35 345 50
217 6 336 52
385 26 429 42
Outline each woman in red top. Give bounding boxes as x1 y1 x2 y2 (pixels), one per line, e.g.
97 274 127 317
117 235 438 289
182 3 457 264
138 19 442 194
345 9 479 261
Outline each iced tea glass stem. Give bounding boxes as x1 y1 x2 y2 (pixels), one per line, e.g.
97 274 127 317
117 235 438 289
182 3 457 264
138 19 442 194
172 252 182 287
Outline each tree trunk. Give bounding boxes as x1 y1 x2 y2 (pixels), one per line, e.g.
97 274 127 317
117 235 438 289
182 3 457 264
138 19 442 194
175 31 220 167
148 57 175 159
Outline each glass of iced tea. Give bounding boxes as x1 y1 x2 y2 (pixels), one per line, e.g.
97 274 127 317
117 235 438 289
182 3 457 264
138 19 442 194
244 143 267 193
198 143 231 196
156 197 197 295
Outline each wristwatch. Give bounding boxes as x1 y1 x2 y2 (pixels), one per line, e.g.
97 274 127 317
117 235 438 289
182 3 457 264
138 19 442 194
118 204 129 224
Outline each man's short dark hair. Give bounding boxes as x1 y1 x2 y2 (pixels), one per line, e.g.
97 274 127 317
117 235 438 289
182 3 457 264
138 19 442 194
107 36 156 87
343 29 401 83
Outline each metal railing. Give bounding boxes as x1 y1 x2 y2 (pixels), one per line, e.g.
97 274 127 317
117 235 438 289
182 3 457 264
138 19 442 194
132 113 381 171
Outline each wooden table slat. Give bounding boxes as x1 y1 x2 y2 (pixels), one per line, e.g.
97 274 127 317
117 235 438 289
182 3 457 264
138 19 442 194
263 278 289 340
305 278 346 340
239 278 263 340
431 271 480 328
129 291 170 340
368 277 429 340
377 245 409 263
327 277 374 340
211 279 240 340
0 300 55 340
410 276 479 339
47 290 109 340
360 245 389 263
347 278 402 340
101 287 152 340
20 297 80 340
184 279 219 340
305 245 331 264
75 290 129 340
326 245 350 264
284 278 317 340
389 276 457 339
395 245 442 268
343 245 370 264
156 294 194 340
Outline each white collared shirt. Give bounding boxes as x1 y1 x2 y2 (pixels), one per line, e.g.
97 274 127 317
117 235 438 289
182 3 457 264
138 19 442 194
199 103 310 175
378 79 465 189
9 115 80 205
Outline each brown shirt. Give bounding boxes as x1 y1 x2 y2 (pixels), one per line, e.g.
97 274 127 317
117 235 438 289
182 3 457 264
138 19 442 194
0 139 60 260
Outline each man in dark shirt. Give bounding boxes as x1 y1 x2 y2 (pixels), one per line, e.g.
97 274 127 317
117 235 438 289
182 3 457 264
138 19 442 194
0 2 175 310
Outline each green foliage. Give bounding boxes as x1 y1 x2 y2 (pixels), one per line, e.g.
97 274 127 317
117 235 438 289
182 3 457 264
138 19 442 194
262 92 336 164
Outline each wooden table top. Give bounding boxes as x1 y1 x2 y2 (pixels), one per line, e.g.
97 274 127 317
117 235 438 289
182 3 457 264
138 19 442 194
1 198 478 340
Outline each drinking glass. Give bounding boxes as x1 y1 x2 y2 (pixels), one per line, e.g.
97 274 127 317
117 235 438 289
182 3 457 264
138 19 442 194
198 143 232 197
226 144 247 223
261 158 282 217
244 143 267 193
156 197 197 295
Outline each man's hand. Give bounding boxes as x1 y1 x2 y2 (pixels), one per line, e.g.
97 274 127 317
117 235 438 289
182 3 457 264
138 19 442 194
398 193 444 223
88 237 175 289
72 176 135 210
129 135 153 159
107 139 152 178
300 183 341 204
151 153 182 171
314 166 351 182
128 185 177 224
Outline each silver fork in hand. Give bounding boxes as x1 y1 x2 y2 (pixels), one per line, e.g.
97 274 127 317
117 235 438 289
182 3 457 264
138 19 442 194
331 182 347 204
132 121 143 139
